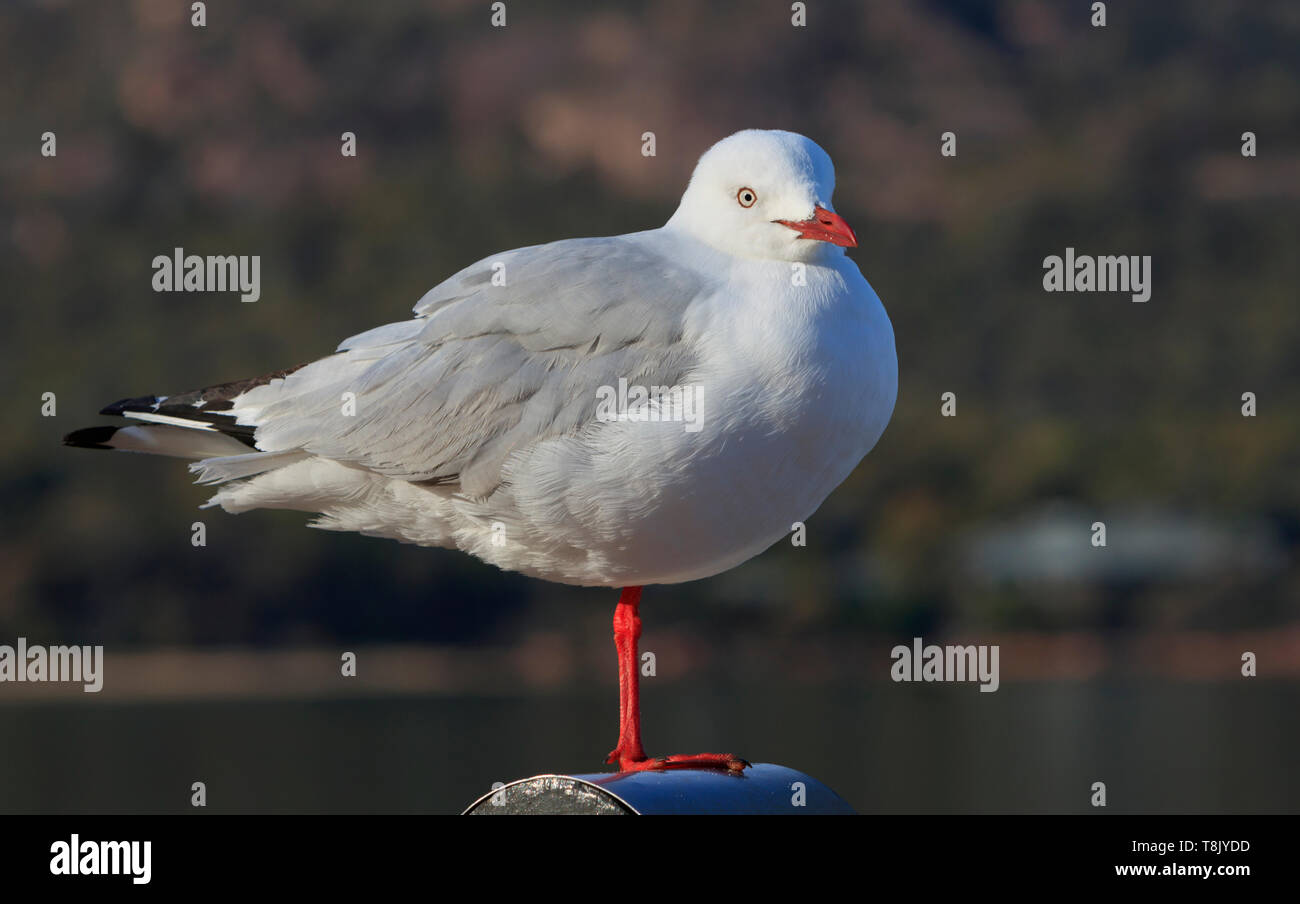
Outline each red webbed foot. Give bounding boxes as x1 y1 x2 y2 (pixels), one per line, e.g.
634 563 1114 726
607 750 751 774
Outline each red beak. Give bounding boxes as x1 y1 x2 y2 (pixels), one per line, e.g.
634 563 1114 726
774 206 858 248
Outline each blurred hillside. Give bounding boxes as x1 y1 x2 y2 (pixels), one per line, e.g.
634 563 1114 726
2 0 1298 652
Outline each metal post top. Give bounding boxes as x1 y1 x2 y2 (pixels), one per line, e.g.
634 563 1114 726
463 763 855 815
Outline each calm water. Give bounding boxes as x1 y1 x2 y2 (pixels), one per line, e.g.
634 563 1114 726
1 681 1295 814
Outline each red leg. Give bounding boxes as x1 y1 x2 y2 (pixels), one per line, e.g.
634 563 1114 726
605 586 750 774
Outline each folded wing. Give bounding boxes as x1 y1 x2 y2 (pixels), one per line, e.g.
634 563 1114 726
214 233 714 498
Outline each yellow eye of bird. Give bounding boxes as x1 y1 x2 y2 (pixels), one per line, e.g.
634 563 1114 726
737 188 757 208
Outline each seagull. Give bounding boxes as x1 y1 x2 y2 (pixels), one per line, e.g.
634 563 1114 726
65 129 898 773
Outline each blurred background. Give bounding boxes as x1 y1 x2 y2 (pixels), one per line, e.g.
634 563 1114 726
2 0 1298 813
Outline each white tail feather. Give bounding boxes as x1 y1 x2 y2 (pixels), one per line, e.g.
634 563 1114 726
190 449 313 485
98 425 254 459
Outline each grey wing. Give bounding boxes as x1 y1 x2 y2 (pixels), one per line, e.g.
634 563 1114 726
225 234 714 498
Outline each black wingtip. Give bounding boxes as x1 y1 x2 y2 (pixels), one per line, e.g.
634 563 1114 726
63 425 120 450
99 395 159 417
